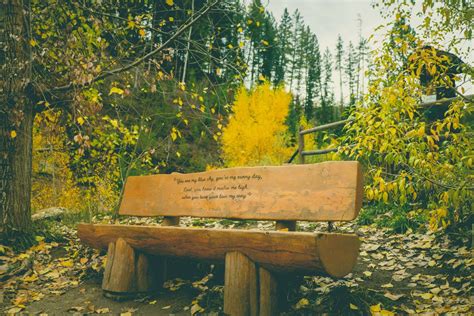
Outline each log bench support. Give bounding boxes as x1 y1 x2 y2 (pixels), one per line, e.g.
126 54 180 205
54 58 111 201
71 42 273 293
224 252 278 316
102 238 160 298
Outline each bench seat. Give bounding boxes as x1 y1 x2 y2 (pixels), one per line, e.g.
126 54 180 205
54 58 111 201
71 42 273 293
78 223 360 277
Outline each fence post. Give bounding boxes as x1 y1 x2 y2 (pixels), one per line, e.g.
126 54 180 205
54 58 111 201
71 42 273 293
298 126 305 164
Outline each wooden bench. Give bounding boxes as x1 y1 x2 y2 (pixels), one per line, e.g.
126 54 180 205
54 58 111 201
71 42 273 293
78 161 363 315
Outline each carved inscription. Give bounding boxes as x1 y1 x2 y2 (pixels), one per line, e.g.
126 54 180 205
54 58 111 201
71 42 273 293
119 162 363 221
174 173 263 201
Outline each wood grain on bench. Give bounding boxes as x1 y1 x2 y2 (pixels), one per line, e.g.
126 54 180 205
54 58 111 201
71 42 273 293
77 223 360 277
119 161 363 221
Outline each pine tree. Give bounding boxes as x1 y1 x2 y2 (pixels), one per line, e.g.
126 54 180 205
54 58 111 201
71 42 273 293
345 41 356 106
304 32 321 121
335 35 344 112
273 8 292 86
320 48 334 123
288 10 302 92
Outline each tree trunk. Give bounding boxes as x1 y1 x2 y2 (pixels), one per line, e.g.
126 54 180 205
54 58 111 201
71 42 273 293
0 0 34 238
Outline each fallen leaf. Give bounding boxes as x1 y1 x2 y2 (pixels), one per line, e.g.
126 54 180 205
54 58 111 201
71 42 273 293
60 260 74 267
381 283 393 288
191 304 204 315
349 303 358 310
420 293 433 300
430 287 442 295
96 307 110 314
370 303 381 312
384 292 404 301
363 271 372 277
162 305 171 310
6 307 23 314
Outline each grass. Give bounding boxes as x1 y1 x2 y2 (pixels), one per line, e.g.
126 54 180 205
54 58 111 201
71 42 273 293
357 203 427 233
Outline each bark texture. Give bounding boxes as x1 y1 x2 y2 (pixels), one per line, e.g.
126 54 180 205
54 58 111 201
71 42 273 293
0 0 34 237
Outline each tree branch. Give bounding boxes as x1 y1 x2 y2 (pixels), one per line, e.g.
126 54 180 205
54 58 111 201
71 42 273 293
49 0 219 93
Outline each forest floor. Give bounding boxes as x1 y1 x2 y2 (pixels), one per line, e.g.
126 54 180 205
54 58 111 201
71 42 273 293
0 215 472 315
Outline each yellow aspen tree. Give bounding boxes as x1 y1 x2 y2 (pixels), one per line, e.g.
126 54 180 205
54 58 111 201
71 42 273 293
221 83 294 167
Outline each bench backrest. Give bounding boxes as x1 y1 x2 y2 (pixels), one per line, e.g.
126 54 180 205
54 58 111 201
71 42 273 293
119 161 363 222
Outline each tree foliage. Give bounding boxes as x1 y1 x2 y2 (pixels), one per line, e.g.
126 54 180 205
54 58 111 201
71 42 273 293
344 0 473 232
221 83 293 167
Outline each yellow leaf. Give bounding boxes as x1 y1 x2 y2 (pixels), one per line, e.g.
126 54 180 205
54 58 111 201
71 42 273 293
295 298 309 309
165 0 174 6
77 117 85 126
417 125 425 137
200 105 205 113
138 28 145 37
23 274 38 282
171 131 177 141
60 260 74 267
96 308 110 314
198 96 204 102
110 119 119 128
227 43 233 49
169 16 174 22
176 151 181 158
363 271 372 277
370 304 381 313
420 293 433 300
10 130 17 138
128 20 136 29
29 39 37 47
237 27 243 33
109 87 124 95
349 303 359 310
80 257 88 265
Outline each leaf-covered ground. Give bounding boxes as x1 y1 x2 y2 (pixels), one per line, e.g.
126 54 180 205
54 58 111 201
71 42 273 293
0 216 472 315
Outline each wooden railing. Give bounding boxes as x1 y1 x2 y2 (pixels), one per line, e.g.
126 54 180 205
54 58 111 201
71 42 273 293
288 94 473 164
288 118 354 164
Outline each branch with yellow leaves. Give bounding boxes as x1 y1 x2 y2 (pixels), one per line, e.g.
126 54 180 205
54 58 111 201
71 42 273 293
49 0 219 94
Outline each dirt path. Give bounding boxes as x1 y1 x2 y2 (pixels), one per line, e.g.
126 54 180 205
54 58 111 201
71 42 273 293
1 218 472 315
23 278 192 315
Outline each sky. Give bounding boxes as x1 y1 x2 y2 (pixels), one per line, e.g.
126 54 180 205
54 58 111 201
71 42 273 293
263 0 473 96
265 0 384 55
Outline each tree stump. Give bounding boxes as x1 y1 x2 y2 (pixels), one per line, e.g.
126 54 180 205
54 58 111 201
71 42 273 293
224 252 258 316
102 238 158 299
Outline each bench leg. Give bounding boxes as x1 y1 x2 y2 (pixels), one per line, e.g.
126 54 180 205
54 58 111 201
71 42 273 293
102 238 159 298
258 267 279 316
224 252 258 316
